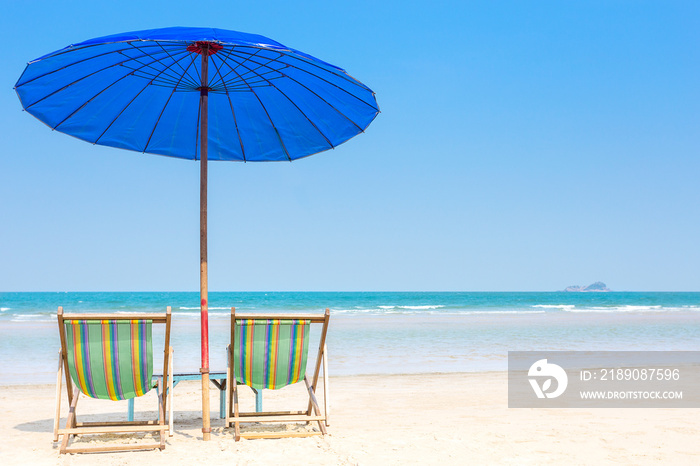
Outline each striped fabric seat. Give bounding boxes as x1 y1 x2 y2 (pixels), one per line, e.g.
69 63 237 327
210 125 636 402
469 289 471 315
233 319 310 390
63 319 155 400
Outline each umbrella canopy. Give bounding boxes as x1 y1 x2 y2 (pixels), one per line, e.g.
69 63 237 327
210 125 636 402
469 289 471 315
15 27 378 161
15 27 379 439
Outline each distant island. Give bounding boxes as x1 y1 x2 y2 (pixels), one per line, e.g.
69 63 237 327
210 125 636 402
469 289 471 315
563 281 611 292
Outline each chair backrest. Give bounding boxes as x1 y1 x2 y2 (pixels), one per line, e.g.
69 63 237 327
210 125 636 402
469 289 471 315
233 319 311 390
58 309 171 401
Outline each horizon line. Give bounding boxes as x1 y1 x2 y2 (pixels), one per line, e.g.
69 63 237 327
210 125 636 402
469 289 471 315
3 290 700 293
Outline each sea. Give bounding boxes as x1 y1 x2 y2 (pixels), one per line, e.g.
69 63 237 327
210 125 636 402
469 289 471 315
1 291 699 385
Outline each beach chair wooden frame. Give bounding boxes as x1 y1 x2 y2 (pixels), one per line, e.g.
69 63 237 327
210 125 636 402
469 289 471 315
54 306 173 454
225 308 330 440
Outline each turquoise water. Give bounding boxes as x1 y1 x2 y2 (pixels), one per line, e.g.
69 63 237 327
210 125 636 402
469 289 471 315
1 292 699 384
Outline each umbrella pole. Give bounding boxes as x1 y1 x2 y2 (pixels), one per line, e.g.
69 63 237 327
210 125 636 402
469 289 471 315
199 46 211 441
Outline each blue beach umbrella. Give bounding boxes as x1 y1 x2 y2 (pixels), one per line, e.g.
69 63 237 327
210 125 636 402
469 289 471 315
15 27 379 438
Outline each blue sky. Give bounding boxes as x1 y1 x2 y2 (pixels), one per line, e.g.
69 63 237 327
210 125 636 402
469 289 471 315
1 1 698 291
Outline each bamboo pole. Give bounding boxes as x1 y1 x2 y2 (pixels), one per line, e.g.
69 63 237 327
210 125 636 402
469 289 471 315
199 44 211 441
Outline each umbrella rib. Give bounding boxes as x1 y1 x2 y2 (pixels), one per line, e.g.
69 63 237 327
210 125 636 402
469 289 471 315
213 50 290 92
121 58 194 92
280 49 372 89
92 81 151 145
209 54 247 161
228 50 376 121
226 51 366 133
228 47 377 110
273 73 368 132
206 47 234 90
124 43 191 84
17 43 185 89
20 41 374 100
222 55 335 150
215 70 286 91
222 66 287 89
21 50 181 111
216 50 298 94
228 55 287 84
218 54 292 161
27 40 184 64
230 45 369 92
155 42 202 88
19 42 376 112
52 53 179 130
93 52 195 146
128 74 197 90
127 42 201 91
142 51 201 153
211 47 264 89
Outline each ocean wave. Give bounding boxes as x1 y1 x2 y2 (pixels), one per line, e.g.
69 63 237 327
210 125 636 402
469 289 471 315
568 305 674 313
171 312 206 318
10 314 55 323
331 308 545 316
530 304 699 313
0 307 9 312
177 306 231 311
10 320 55 323
334 307 450 315
378 305 445 310
532 305 576 311
333 308 383 314
464 310 546 315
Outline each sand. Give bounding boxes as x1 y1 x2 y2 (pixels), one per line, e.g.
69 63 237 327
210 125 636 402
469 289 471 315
1 372 698 465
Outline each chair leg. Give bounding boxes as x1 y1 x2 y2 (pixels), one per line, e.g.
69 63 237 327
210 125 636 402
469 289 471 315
226 345 232 426
322 345 330 427
157 384 166 450
168 347 174 437
128 398 135 422
233 378 240 441
254 388 262 412
304 376 327 435
306 341 327 418
54 350 63 442
60 388 80 453
219 385 226 420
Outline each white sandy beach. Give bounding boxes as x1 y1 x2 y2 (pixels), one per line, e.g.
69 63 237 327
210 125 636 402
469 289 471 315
1 372 698 465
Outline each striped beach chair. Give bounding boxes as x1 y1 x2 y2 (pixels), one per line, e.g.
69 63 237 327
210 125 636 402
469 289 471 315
54 307 173 453
226 308 330 440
